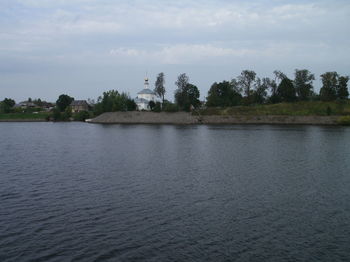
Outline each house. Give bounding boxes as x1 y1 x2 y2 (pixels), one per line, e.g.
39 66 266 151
70 100 89 113
14 101 36 109
134 78 157 110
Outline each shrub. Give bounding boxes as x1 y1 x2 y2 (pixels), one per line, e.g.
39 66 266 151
153 102 162 112
74 111 90 121
163 102 179 112
337 116 350 125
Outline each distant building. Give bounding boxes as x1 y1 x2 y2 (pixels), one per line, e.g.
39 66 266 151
134 78 157 110
14 101 36 109
13 100 54 111
70 100 89 113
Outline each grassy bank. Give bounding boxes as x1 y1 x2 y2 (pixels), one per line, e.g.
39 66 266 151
0 112 49 120
199 101 350 116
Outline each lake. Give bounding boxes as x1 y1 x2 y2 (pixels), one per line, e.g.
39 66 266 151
1 122 350 261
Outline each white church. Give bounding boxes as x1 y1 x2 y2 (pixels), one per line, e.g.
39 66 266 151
134 78 158 110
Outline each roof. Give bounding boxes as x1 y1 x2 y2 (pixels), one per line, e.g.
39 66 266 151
70 100 88 106
134 98 150 104
137 89 156 95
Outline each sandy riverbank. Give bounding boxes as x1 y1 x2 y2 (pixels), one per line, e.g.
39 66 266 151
90 112 341 125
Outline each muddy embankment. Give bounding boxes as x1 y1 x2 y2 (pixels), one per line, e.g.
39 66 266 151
89 112 340 125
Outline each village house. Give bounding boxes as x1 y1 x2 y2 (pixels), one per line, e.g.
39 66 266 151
14 101 36 109
70 100 89 113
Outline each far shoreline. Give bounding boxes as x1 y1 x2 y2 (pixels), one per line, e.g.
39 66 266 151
89 111 345 126
1 112 349 126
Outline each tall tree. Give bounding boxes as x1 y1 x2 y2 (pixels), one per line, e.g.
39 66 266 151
237 70 256 98
252 78 268 104
320 72 338 101
154 72 166 103
175 73 189 90
56 94 74 112
294 69 315 101
174 74 200 111
206 81 242 107
277 78 297 102
337 76 349 100
273 70 287 85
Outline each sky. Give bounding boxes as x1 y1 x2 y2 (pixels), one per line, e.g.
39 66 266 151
0 0 350 102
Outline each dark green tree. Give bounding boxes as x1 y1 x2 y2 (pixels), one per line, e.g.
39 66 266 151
149 101 156 110
174 74 200 111
56 94 74 112
153 102 162 112
93 90 136 115
251 78 268 104
51 108 62 121
320 72 338 101
206 81 242 107
154 72 166 104
162 100 179 112
74 111 90 121
294 69 315 100
273 70 287 85
337 76 349 100
126 98 137 111
2 98 15 108
174 73 189 110
277 78 297 102
237 70 256 99
0 98 15 113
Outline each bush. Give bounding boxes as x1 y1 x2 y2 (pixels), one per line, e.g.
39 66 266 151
337 116 350 125
153 102 162 112
163 102 179 112
51 108 62 121
74 111 90 121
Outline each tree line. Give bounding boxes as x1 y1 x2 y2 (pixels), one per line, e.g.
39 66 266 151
1 69 348 116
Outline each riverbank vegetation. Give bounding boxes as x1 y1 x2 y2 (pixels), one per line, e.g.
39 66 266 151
1 69 349 122
200 101 350 116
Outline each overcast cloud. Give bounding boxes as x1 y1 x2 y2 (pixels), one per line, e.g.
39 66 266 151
1 0 349 101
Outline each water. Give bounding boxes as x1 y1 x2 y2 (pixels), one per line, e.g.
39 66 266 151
1 122 350 262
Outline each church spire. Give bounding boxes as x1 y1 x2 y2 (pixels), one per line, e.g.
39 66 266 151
144 77 149 89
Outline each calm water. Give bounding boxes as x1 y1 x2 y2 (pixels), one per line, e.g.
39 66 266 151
1 123 350 262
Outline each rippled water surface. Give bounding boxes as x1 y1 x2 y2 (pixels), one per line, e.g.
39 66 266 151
1 122 350 261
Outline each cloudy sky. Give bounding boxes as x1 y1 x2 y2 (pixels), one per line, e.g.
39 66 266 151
1 0 349 102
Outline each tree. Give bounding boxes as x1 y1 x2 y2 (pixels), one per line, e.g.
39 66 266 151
154 72 166 103
0 98 15 113
186 84 201 109
237 70 256 99
206 81 242 107
174 74 200 111
149 101 156 110
175 73 189 91
294 69 315 101
277 78 297 102
33 98 43 107
337 76 349 100
251 78 268 104
2 98 15 108
320 72 338 101
174 73 189 110
273 70 287 85
93 90 136 115
74 111 90 121
56 94 74 112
